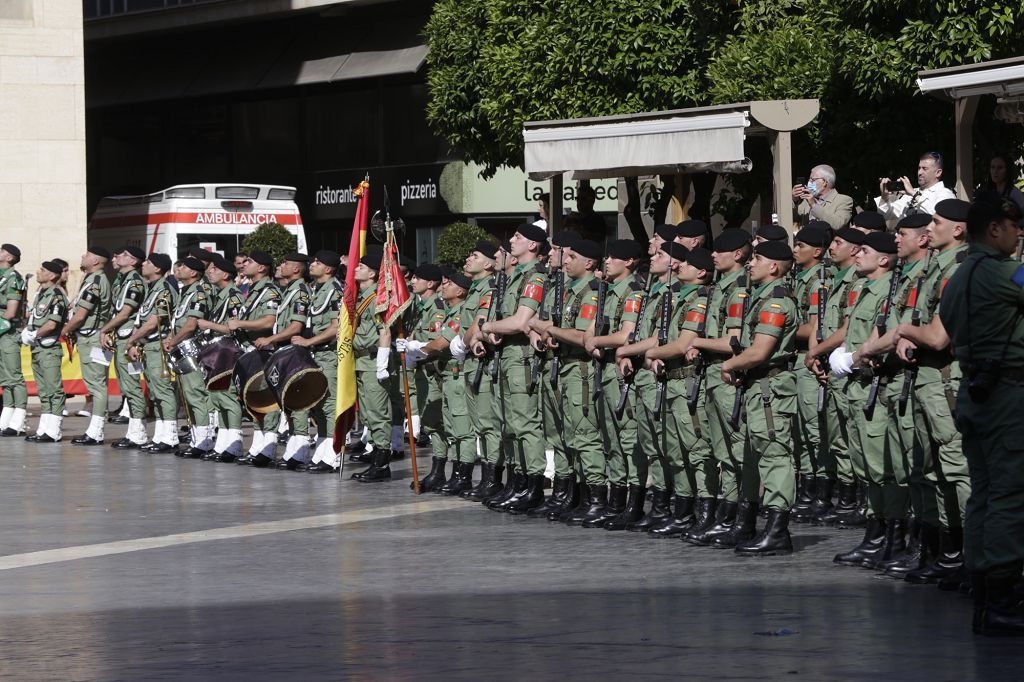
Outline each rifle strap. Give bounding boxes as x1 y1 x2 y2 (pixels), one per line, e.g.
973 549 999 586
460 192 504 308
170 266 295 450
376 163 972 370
759 378 776 441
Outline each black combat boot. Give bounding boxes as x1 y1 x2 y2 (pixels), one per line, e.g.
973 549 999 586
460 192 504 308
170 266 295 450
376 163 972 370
885 521 936 578
980 563 1024 636
461 462 492 501
817 481 856 526
877 518 920 572
443 462 475 496
685 499 734 546
489 473 527 511
434 461 464 495
735 507 794 556
680 498 718 544
799 477 833 523
528 474 573 518
604 485 647 531
648 496 696 538
906 527 964 585
835 482 868 528
350 447 384 480
626 488 672 532
710 499 759 549
412 457 447 493
506 473 545 514
555 482 587 522
790 474 816 521
484 471 521 508
833 517 885 565
862 517 906 569
569 484 608 527
583 483 625 528
469 464 505 502
354 447 391 483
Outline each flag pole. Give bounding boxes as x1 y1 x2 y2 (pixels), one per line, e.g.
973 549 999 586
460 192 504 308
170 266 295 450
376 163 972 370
398 325 420 494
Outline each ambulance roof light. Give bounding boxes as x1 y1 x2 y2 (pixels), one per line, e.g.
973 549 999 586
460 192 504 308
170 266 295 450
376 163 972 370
166 187 206 199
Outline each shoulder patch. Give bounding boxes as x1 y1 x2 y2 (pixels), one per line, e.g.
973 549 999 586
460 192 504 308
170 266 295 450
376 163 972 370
771 285 788 297
956 251 967 264
589 279 602 291
434 298 445 310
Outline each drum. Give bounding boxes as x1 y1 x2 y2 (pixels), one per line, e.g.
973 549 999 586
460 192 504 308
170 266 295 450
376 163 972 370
168 336 204 375
199 335 242 392
233 349 276 417
264 345 329 412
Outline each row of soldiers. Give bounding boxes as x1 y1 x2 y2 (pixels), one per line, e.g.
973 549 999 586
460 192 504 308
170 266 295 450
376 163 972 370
355 204 979 579
0 243 346 472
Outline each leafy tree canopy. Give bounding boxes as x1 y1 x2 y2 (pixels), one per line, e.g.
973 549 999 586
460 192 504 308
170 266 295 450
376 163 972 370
436 221 495 266
241 222 298 266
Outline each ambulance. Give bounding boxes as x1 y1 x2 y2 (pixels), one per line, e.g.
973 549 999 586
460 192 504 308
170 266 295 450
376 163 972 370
87 183 307 259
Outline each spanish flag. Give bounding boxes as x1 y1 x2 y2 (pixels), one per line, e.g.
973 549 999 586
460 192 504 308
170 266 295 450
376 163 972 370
332 178 369 453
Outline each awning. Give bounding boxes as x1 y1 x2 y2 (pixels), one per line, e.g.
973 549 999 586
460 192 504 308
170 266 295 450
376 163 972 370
524 111 750 181
917 56 1024 99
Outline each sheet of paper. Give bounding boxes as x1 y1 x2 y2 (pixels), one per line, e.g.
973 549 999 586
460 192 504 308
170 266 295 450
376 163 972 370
89 346 113 366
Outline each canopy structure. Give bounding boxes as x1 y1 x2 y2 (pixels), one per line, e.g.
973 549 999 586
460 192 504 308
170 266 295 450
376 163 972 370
917 56 1024 200
523 100 820 231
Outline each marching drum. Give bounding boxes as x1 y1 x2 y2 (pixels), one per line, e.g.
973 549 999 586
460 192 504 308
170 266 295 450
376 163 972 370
168 336 204 375
233 349 276 416
199 335 243 392
264 345 329 413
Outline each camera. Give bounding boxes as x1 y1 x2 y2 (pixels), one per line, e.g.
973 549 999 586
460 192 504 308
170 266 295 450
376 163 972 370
884 178 904 193
966 359 1000 403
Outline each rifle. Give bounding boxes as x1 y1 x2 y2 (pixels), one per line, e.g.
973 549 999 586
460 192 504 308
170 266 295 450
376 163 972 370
488 269 509 383
686 278 715 411
527 266 552 394
615 272 655 419
471 272 505 392
549 265 566 390
898 249 933 414
863 258 904 418
652 278 673 420
728 264 753 430
816 254 831 412
591 276 609 401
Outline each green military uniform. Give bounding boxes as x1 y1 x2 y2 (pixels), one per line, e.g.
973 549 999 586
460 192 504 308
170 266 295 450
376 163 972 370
438 301 473 463
236 277 282 457
0 266 27 423
595 276 644 486
110 269 147 424
308 277 343 466
462 277 502 470
729 281 799 509
412 292 447 457
793 263 834 477
705 268 747 502
633 279 673 495
911 244 969 531
171 280 212 447
71 270 112 435
137 276 178 444
939 242 1024 574
208 282 246 455
538 270 569 479
353 283 392 452
27 284 67 434
265 277 312 460
823 266 864 488
843 271 894 519
497 260 547 476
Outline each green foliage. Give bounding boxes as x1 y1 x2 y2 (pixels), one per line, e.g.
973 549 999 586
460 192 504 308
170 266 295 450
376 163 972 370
241 223 297 266
436 222 494 267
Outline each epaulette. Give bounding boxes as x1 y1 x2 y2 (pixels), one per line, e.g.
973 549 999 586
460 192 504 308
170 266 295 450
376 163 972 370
535 263 549 275
628 278 645 292
434 298 445 310
737 276 749 288
671 282 682 293
589 279 602 290
956 251 967 264
771 285 788 298
697 285 710 296
331 279 343 292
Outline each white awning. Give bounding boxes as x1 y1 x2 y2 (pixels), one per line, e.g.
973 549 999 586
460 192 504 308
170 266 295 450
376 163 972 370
524 111 750 180
917 56 1024 99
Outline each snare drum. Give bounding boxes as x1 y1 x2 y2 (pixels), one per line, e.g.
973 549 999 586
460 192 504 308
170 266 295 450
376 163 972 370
233 349 276 417
199 335 243 391
264 345 329 412
168 336 204 375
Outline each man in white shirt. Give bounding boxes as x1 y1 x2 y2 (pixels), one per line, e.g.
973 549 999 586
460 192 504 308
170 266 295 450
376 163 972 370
876 152 957 227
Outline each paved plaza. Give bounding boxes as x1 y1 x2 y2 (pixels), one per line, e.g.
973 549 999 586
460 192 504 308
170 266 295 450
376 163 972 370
0 409 1020 681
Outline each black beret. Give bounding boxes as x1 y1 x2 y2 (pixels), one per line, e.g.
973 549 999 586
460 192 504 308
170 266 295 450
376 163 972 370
88 245 111 260
42 261 63 276
713 229 751 252
181 257 205 273
472 239 499 259
147 253 171 273
852 211 886 231
551 231 580 248
51 258 68 269
755 241 794 261
516 222 548 243
123 245 145 261
686 247 714 273
794 225 831 248
211 254 236 276
756 224 789 241
313 249 341 270
658 242 689 263
499 239 512 253
897 213 932 230
572 239 602 262
360 250 382 271
283 251 309 264
835 227 865 245
249 250 274 267
934 199 970 223
606 239 642 261
653 224 678 242
189 246 216 262
862 231 897 254
447 271 472 291
415 264 442 282
676 219 708 238
1 244 20 258
438 264 457 280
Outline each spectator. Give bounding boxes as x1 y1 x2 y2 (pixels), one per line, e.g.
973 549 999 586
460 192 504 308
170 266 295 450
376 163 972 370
983 154 1024 212
876 151 956 227
793 164 854 231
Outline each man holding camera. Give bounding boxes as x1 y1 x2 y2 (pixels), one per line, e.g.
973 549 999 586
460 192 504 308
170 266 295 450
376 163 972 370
793 164 854 231
876 152 956 228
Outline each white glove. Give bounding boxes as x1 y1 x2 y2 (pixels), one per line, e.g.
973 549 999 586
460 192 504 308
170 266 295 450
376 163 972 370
395 338 409 353
449 335 468 360
829 346 855 377
20 329 36 347
404 339 426 354
376 367 390 381
375 347 390 380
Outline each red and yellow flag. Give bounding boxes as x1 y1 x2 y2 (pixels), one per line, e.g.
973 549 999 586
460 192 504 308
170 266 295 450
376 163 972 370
333 179 369 453
375 225 411 327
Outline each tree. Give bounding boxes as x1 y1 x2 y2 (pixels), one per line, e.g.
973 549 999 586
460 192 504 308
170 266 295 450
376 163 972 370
436 222 494 267
241 222 297 266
